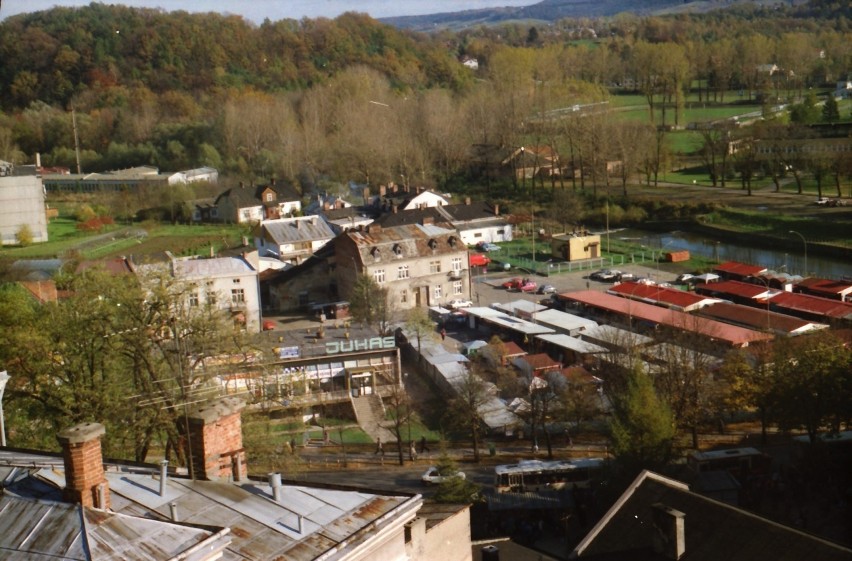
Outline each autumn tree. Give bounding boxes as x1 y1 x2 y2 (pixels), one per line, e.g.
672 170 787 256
348 272 391 334
444 363 492 463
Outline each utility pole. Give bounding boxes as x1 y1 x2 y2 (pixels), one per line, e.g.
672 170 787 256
71 109 82 174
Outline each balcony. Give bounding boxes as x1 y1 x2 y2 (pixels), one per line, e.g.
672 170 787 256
448 269 466 280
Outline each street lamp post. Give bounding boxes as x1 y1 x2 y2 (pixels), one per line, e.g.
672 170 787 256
0 370 9 447
788 230 808 277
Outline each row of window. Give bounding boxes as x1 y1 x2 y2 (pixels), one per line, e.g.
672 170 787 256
189 288 245 306
396 281 463 304
373 258 464 283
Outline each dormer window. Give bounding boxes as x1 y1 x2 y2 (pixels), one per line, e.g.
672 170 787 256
428 239 438 250
392 244 403 258
448 236 458 247
371 247 381 260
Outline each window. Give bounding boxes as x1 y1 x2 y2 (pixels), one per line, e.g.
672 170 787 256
189 292 199 307
400 290 408 304
497 229 504 235
397 265 409 279
453 281 463 295
434 285 442 300
430 260 441 274
231 289 245 304
233 278 241 284
452 257 462 272
266 192 274 202
474 232 482 238
374 269 386 284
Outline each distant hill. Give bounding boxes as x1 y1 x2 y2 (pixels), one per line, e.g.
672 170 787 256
381 0 802 30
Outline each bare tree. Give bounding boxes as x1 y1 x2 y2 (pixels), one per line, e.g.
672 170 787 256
444 362 492 463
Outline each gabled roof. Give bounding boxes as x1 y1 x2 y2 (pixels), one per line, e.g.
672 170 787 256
713 261 768 278
571 471 852 560
557 291 773 347
214 181 300 208
607 282 718 311
795 277 852 298
342 223 465 265
0 494 229 561
697 301 828 335
771 291 852 320
513 352 561 371
261 216 335 244
694 280 776 300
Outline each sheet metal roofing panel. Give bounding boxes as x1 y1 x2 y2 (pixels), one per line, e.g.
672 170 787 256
0 495 226 561
262 217 335 244
173 256 255 279
536 333 607 355
531 309 597 333
580 325 655 348
493 299 548 316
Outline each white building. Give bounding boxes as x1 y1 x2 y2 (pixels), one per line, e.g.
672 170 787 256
255 216 336 264
141 253 262 333
0 162 48 245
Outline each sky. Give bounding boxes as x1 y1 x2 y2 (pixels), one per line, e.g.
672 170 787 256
0 0 541 23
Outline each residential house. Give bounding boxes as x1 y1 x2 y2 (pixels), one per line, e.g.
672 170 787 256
214 179 301 224
0 397 472 561
0 162 48 245
305 192 373 233
376 197 512 246
139 253 262 333
255 215 335 264
794 277 852 302
570 470 852 560
335 221 471 311
834 79 851 99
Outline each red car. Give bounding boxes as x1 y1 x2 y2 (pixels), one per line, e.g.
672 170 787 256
501 277 523 290
519 280 537 292
262 319 277 331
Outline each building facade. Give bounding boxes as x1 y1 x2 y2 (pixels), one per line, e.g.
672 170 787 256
0 163 48 245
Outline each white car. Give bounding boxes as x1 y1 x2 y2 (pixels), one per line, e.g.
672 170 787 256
676 273 695 283
448 299 473 309
421 467 466 485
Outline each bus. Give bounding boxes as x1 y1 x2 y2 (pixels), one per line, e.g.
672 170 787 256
687 447 772 480
494 458 605 493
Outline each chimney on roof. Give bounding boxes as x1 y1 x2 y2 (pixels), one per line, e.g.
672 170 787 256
270 177 276 186
296 219 301 229
183 397 247 481
493 203 500 216
310 216 317 226
652 503 686 560
57 422 110 509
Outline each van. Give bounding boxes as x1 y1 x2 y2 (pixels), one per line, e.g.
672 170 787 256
469 253 491 267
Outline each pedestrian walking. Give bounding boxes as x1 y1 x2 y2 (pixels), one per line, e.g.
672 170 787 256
375 437 384 456
420 435 429 453
409 440 418 461
440 328 446 340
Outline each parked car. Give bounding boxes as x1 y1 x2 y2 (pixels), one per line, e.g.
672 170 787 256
421 466 466 485
502 277 523 290
519 279 537 292
590 269 621 282
262 319 277 331
477 242 501 252
675 273 695 283
537 284 557 294
615 272 636 281
448 299 473 309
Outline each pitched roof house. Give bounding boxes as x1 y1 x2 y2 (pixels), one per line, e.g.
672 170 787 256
570 470 852 560
255 215 335 265
214 179 301 223
0 397 469 561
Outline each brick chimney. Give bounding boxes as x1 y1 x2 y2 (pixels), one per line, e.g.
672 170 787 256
493 203 500 216
652 503 685 560
57 422 110 509
184 397 247 481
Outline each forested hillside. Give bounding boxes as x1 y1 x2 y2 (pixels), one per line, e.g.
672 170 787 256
0 1 849 204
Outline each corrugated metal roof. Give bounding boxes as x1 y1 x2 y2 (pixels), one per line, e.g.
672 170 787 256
262 217 335 244
173 256 256 279
0 495 229 561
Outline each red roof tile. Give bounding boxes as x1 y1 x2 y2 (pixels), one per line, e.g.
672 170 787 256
771 292 852 319
713 261 768 277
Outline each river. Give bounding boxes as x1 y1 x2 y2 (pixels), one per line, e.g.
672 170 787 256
615 228 851 279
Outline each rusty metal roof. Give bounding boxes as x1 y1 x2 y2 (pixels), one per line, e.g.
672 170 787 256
0 494 230 561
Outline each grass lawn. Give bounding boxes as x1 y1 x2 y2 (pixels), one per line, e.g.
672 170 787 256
0 220 248 260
